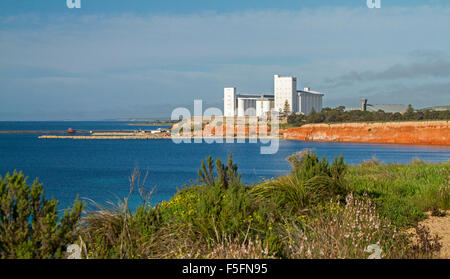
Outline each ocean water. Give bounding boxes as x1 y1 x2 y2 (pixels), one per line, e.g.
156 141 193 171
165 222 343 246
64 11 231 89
1 121 449 212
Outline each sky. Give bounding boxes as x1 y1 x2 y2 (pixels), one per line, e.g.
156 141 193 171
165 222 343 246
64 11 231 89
1 0 449 120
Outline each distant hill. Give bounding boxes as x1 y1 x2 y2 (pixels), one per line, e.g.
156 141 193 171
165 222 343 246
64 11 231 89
106 118 172 122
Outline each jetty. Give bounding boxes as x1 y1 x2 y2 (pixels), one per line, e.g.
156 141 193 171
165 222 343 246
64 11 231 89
38 135 168 140
38 135 278 140
0 130 90 134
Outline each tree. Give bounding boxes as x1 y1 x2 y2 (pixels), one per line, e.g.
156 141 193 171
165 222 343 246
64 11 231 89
0 171 84 259
287 113 305 125
336 106 346 112
282 104 448 125
391 112 403 121
283 100 291 116
324 109 341 123
404 104 415 120
306 108 324 123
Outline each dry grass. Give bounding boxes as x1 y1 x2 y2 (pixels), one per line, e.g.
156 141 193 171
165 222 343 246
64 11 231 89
283 193 401 258
207 234 276 259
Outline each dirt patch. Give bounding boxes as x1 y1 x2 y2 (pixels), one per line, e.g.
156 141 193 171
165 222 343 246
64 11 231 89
420 211 450 259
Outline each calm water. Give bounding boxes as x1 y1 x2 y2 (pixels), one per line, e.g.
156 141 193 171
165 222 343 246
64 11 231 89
1 121 449 211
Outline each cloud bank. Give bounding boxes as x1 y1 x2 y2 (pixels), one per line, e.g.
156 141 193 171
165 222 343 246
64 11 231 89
324 52 450 88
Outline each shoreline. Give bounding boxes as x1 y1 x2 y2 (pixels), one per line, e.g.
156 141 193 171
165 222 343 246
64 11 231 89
4 120 447 146
283 138 450 148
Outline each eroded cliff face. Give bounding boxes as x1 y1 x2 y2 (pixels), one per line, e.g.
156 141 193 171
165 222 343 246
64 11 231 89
281 121 449 145
172 121 272 137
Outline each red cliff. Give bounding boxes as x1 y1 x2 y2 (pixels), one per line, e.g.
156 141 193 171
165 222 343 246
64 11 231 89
281 121 449 145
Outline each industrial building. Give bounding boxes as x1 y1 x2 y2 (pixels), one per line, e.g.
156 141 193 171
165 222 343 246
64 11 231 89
224 75 324 117
349 99 408 113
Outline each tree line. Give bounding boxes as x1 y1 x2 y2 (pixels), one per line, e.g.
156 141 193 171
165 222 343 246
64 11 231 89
287 105 450 126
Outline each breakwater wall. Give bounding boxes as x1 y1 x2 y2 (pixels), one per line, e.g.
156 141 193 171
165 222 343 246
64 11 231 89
38 135 277 140
0 130 90 134
39 135 164 140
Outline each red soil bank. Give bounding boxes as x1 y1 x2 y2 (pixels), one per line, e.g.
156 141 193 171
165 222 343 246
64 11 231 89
179 125 272 137
210 125 272 136
280 121 449 145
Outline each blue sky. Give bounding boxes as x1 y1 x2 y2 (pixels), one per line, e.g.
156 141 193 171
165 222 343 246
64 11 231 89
1 0 450 120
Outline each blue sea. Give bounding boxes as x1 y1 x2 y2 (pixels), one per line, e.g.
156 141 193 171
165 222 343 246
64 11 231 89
1 121 449 212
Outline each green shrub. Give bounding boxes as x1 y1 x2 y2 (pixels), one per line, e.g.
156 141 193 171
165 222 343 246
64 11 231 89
0 171 84 259
251 150 347 214
346 162 449 227
374 195 425 227
159 154 286 256
198 153 242 189
162 154 251 241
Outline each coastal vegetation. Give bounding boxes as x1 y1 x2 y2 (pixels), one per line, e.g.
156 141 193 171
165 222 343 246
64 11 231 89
0 171 83 259
285 105 450 128
1 152 448 259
